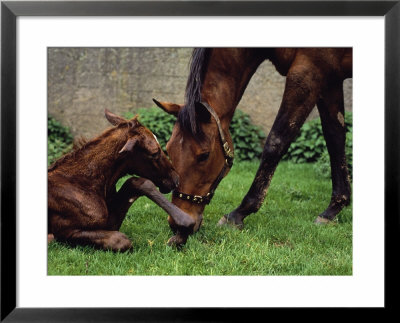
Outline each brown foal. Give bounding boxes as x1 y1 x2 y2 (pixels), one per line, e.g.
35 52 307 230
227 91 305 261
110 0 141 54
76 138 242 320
48 110 194 252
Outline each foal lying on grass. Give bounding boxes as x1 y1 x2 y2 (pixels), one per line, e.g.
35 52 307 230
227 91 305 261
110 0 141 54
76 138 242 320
48 110 194 252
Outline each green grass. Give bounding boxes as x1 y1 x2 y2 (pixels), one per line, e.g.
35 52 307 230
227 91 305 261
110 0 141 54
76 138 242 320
48 161 352 276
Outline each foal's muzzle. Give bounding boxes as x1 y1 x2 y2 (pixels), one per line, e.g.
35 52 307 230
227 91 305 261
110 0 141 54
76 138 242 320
159 171 180 194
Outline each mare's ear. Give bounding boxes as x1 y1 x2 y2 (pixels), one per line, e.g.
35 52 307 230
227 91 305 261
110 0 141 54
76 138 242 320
105 109 126 126
119 137 138 154
153 99 182 117
195 102 211 123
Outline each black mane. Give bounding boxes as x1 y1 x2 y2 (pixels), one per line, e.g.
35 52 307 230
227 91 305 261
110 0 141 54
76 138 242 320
178 48 211 138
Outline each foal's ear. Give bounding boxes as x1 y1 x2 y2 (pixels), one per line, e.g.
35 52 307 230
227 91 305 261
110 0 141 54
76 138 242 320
105 109 126 126
128 115 139 129
153 99 182 117
119 137 138 154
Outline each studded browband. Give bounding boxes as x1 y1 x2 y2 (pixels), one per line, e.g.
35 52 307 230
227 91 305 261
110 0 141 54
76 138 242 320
173 102 234 205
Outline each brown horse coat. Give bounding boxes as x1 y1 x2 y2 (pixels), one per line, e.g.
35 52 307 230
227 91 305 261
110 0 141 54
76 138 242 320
48 110 194 251
155 48 352 246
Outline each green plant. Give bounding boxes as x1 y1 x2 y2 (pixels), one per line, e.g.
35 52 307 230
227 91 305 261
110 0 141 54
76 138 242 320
284 112 353 179
229 110 266 161
48 116 73 165
126 107 266 162
284 117 327 163
125 108 175 152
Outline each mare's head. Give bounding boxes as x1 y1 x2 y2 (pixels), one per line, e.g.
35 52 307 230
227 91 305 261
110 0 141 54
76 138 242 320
153 100 233 229
105 109 179 194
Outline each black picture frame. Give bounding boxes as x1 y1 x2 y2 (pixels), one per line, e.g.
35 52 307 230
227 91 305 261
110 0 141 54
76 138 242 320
1 1 399 321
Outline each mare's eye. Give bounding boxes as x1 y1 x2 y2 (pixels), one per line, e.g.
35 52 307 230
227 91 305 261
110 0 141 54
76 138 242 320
150 150 161 159
197 152 210 162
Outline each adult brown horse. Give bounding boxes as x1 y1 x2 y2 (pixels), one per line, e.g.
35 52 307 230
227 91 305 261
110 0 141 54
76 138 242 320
154 48 352 246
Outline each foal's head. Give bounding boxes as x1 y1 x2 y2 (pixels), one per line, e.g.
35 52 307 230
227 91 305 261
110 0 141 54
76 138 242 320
105 110 179 194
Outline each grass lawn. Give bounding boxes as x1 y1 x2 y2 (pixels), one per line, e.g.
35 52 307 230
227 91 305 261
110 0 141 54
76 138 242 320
48 161 352 275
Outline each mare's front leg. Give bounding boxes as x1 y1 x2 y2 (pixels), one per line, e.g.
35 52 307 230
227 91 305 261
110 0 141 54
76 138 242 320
219 60 322 228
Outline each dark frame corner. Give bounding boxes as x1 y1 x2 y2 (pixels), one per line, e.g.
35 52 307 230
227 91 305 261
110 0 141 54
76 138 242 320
1 1 399 321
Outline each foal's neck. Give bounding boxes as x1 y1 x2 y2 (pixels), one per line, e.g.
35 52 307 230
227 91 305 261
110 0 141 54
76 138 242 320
77 127 132 191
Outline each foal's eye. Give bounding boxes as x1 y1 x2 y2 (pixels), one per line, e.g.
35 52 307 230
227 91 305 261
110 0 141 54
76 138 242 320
197 152 210 162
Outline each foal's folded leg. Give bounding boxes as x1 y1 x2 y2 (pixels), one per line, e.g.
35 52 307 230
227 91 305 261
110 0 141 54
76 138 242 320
57 229 132 252
49 185 133 252
132 177 195 229
108 177 195 229
107 179 142 231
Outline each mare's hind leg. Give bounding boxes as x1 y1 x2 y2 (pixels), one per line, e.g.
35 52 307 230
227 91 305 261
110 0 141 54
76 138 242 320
315 82 351 223
219 61 322 228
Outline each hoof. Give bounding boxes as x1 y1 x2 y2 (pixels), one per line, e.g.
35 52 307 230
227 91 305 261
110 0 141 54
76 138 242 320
111 240 133 253
167 235 187 249
314 216 333 225
217 215 244 230
105 232 133 252
172 212 196 229
48 233 55 243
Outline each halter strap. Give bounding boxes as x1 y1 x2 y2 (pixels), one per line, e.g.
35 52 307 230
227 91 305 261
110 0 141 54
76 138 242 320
173 102 234 205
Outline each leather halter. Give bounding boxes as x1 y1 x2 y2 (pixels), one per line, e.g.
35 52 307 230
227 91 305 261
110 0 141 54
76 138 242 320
172 102 234 205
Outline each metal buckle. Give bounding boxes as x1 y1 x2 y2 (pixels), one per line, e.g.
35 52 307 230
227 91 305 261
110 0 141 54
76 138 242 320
193 195 203 203
223 142 234 159
223 142 230 154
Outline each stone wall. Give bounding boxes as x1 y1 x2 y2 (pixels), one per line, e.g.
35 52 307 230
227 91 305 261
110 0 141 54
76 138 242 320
48 48 352 138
